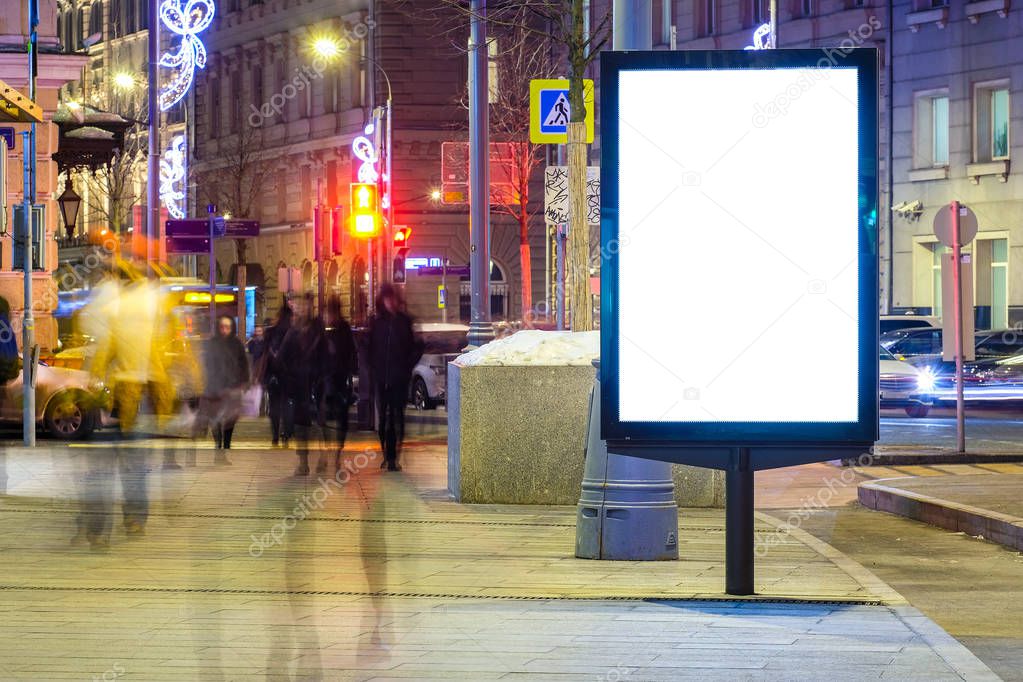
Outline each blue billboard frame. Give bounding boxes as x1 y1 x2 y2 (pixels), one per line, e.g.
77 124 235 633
599 48 879 459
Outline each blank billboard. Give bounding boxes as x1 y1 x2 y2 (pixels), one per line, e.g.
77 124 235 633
601 50 878 446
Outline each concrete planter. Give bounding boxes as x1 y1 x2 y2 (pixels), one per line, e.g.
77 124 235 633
447 362 725 507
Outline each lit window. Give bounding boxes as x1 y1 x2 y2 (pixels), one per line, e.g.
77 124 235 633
974 83 1010 162
913 91 949 168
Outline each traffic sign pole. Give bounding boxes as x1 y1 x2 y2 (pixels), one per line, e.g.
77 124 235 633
951 201 965 454
208 205 216 335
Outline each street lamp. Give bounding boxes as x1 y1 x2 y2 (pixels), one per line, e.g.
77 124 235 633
312 36 341 59
112 72 136 90
57 180 82 238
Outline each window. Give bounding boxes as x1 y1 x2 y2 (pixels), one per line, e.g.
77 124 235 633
75 7 86 49
652 0 672 45
251 65 264 113
208 77 220 138
931 244 946 319
750 0 768 27
108 0 120 38
991 89 1010 159
88 1 103 42
275 61 288 122
991 238 1008 329
913 92 949 168
125 0 135 33
697 0 716 37
798 0 815 17
230 71 241 132
975 83 1010 162
138 0 147 29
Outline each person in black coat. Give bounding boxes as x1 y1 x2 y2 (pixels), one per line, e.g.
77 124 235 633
368 284 422 471
279 295 324 475
262 304 292 446
202 315 250 461
316 296 356 473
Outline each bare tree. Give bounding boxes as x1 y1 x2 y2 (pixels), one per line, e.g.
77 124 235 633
196 124 277 338
196 123 276 268
407 0 611 330
485 9 557 317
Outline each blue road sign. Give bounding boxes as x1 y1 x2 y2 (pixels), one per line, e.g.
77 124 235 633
166 236 211 254
416 265 471 277
539 89 571 135
166 218 226 238
225 219 259 237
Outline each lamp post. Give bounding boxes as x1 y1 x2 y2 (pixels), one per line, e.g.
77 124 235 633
57 181 82 239
467 0 494 348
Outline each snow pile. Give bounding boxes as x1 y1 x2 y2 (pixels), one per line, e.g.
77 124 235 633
455 330 598 366
66 126 114 140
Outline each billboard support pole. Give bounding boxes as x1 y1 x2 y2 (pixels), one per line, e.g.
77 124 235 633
725 448 754 596
951 201 965 454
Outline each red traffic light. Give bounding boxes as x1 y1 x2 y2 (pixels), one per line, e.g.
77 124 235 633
393 226 412 248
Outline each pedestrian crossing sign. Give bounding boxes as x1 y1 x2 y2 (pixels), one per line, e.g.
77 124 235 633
530 79 595 144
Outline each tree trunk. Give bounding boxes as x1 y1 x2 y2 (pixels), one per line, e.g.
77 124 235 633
519 209 532 319
567 121 591 331
236 238 247 341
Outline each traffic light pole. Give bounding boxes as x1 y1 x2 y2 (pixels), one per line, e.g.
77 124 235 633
467 0 494 348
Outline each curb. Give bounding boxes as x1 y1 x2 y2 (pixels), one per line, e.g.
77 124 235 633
755 511 908 606
892 605 1002 681
842 448 1023 466
858 479 1023 552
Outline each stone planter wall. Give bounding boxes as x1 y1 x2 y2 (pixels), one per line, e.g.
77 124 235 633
448 362 725 507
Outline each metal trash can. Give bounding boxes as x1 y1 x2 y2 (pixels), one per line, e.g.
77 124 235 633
576 361 679 560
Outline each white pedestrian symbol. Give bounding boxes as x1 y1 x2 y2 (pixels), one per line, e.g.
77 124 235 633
543 92 570 128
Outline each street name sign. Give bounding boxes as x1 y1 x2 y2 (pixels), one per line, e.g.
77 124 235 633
529 79 595 144
166 218 225 238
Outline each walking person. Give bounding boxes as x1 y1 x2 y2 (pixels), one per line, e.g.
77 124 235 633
200 315 249 462
263 304 292 447
316 296 357 473
368 284 421 472
279 295 324 476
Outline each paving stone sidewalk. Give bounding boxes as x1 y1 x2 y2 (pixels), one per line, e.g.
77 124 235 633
0 430 1000 680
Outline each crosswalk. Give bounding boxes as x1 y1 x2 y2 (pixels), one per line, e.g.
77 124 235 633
855 461 1023 480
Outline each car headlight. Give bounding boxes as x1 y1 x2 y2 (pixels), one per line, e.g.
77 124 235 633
916 369 937 392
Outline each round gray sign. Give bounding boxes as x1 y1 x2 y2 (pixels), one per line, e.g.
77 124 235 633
933 202 979 248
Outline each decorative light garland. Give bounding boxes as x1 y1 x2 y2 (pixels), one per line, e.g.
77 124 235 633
352 122 379 184
158 0 215 111
160 134 187 219
744 23 772 50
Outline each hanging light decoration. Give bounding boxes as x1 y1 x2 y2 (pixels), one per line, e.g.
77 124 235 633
160 135 187 219
351 122 379 184
158 0 216 111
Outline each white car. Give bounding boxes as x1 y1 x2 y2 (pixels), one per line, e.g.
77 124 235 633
879 346 935 417
409 323 469 410
0 361 109 439
880 314 939 335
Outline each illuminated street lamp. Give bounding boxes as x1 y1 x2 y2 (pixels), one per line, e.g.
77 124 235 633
112 72 136 90
312 37 341 59
430 188 441 201
57 181 82 238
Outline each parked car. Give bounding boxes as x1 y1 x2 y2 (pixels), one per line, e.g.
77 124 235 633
879 346 934 417
0 360 110 439
409 323 468 409
879 314 939 335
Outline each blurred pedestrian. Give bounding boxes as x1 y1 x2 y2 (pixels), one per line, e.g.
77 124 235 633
368 284 421 472
279 295 324 475
263 304 292 447
199 315 249 462
247 323 267 417
316 296 356 472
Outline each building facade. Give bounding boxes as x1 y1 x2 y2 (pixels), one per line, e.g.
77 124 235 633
193 0 551 327
1 2 87 351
